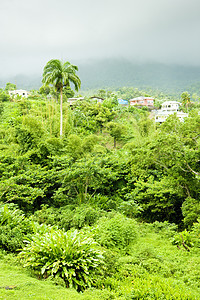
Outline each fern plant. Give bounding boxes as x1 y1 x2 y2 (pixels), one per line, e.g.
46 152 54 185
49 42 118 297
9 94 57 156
19 228 104 291
0 203 24 226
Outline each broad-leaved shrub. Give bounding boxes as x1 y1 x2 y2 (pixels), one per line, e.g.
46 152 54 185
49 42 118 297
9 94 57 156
0 204 33 252
19 228 104 291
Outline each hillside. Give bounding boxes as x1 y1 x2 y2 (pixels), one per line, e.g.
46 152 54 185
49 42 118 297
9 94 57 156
1 60 200 94
0 88 200 299
78 59 200 93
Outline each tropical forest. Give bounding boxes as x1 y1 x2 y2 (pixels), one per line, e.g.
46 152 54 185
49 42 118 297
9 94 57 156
1 59 200 299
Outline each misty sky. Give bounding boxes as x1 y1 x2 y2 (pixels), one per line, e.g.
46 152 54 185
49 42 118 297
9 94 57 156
1 0 200 76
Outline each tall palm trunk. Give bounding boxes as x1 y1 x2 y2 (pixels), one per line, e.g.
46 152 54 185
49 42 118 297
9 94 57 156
60 88 63 136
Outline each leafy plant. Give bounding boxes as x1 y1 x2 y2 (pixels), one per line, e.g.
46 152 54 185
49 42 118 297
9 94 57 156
0 204 34 252
19 228 104 291
190 218 200 247
148 221 178 237
95 212 137 252
172 230 193 251
118 200 143 218
0 203 24 226
181 197 200 228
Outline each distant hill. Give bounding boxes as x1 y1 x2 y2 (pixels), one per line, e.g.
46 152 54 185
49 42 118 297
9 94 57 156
78 59 200 94
1 59 200 94
0 74 42 91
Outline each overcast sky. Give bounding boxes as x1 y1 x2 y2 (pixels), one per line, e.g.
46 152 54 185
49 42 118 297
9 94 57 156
1 0 200 76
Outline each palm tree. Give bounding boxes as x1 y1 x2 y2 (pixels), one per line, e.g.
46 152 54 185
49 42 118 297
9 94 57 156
181 91 191 112
42 59 81 136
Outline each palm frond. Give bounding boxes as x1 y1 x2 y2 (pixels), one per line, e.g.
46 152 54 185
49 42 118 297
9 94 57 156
42 59 81 92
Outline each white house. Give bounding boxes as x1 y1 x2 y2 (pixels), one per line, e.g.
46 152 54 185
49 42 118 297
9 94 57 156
161 101 181 112
9 89 29 98
155 101 188 123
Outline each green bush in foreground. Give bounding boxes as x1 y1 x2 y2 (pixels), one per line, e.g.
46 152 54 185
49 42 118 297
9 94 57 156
19 228 104 291
95 212 137 252
0 204 34 252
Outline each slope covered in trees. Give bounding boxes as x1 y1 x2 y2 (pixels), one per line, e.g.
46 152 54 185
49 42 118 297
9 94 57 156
1 85 200 298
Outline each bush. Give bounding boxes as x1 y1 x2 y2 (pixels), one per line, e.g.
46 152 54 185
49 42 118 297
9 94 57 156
181 197 200 228
171 219 200 250
95 213 137 252
124 271 199 300
190 219 200 248
0 204 33 252
0 203 24 226
70 205 102 229
118 200 143 218
0 92 10 102
33 204 102 231
19 228 104 291
147 221 178 237
172 229 194 250
90 194 120 211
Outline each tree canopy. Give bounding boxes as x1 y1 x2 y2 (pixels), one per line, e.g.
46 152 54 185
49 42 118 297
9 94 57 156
42 59 81 135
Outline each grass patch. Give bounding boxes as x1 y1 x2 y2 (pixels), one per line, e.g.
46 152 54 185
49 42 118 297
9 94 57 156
0 259 117 300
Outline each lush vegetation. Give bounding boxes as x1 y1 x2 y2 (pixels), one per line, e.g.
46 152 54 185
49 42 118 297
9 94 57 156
1 70 200 299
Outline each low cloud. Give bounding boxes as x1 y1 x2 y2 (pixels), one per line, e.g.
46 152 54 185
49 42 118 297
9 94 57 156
1 0 200 76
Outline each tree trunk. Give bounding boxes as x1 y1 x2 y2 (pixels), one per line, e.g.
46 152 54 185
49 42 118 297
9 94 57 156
114 137 116 148
60 88 63 136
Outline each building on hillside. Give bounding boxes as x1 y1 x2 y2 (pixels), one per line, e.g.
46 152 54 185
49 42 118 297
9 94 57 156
90 96 104 103
155 101 188 123
161 101 181 112
67 97 85 105
129 96 154 107
118 99 129 106
9 89 29 98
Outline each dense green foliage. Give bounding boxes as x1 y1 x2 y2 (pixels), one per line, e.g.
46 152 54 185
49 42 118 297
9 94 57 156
0 84 200 225
1 82 200 298
0 204 34 252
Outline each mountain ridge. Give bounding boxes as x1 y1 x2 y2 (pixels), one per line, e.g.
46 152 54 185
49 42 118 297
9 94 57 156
1 59 200 94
